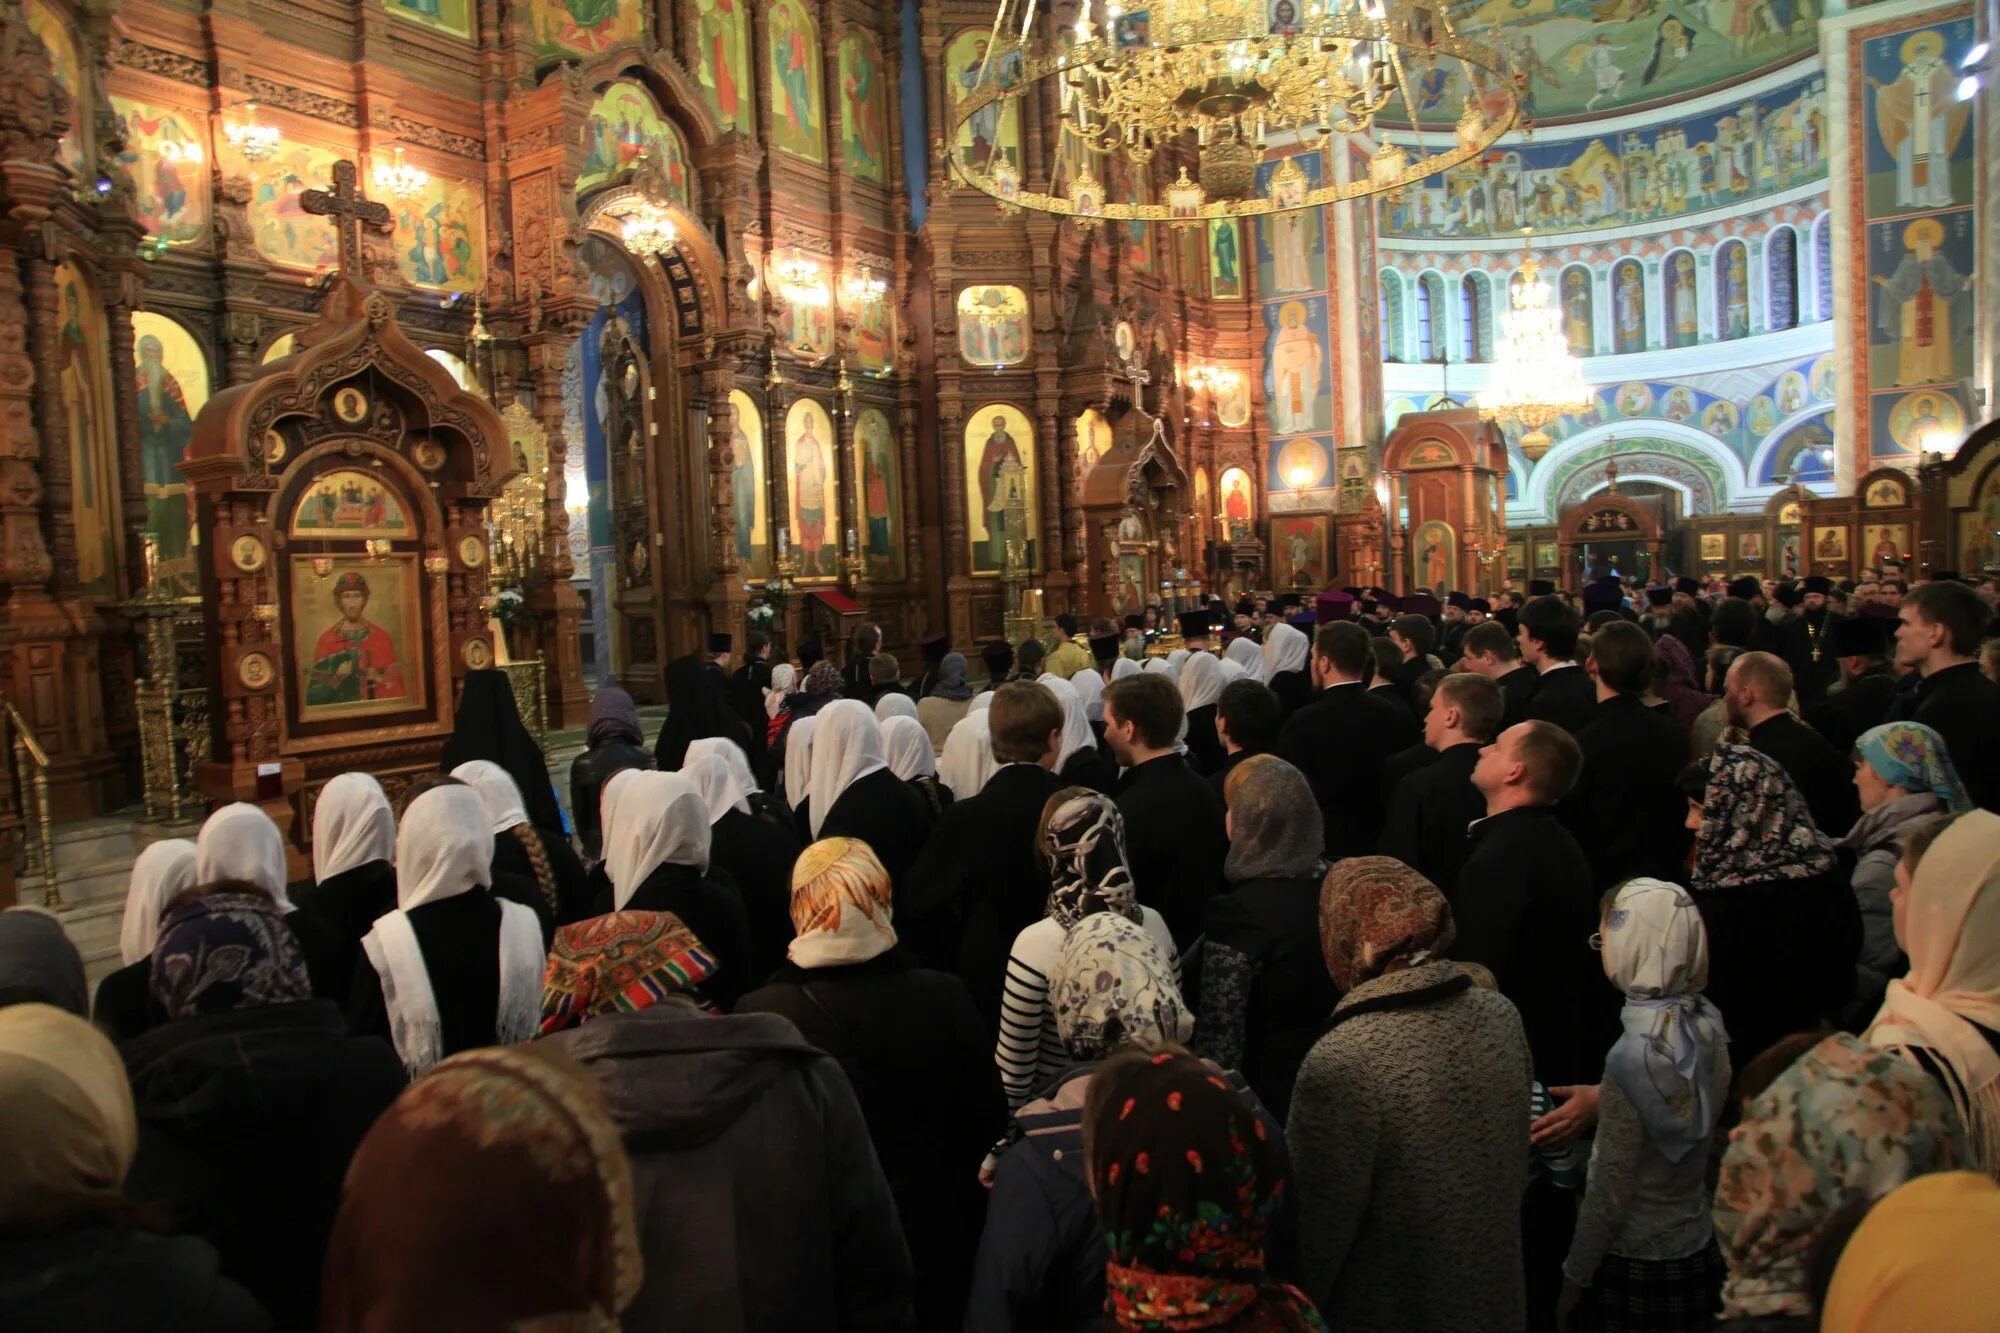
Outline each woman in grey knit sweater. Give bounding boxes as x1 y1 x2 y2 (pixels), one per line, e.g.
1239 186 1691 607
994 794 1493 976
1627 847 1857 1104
1286 856 1532 1333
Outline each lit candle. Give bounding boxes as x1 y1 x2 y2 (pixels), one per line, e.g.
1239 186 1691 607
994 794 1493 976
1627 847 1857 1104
846 527 858 554
777 527 789 557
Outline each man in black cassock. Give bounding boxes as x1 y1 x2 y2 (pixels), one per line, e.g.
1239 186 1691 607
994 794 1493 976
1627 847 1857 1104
1888 579 2000 812
1784 575 1840 705
1727 650 1861 836
1803 613 1897 756
1461 620 1538 728
1563 622 1690 888
913 630 950 700
726 630 774 737
1105 671 1228 950
1379 671 1500 891
1273 621 1419 862
1517 595 1596 735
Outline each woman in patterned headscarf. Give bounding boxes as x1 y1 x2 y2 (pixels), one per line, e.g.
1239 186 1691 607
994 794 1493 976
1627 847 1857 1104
1713 1033 1962 1326
1843 722 1970 1023
1288 858 1533 1332
1678 745 1857 1067
994 790 1179 1107
122 888 406 1328
1085 1050 1325 1331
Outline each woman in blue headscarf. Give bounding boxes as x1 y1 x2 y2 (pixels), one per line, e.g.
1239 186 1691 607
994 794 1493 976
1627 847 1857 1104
1842 722 1972 1024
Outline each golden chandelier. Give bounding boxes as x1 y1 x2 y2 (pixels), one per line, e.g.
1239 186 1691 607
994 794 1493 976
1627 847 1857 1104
1478 242 1595 462
948 0 1519 224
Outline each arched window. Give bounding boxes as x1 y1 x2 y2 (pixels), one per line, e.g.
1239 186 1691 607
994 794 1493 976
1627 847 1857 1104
1460 274 1492 361
1767 228 1798 332
1811 214 1832 322
1415 275 1435 362
1379 269 1405 361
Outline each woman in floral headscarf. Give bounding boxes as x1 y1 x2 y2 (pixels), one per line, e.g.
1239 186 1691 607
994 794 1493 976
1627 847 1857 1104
994 790 1178 1107
1288 857 1533 1332
1712 1033 1962 1328
1678 744 1857 1067
1842 722 1971 1024
1085 1050 1325 1331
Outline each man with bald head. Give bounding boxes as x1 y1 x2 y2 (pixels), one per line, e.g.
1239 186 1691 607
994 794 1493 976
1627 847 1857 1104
1723 650 1858 835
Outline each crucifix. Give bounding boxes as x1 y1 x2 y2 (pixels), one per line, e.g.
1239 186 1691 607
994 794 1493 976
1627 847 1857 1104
301 159 392 278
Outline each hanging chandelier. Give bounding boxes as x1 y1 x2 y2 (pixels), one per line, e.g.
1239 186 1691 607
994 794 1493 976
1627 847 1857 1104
619 204 679 260
1478 239 1594 463
223 101 281 165
373 146 429 201
949 0 1518 224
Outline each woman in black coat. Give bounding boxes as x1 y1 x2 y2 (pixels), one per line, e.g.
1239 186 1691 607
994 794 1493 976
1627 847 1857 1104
289 771 400 1004
602 769 756 1007
452 759 593 934
120 889 406 1330
439 667 567 836
568 685 654 863
736 838 1004 1331
881 713 957 818
803 699 933 901
684 737 805 984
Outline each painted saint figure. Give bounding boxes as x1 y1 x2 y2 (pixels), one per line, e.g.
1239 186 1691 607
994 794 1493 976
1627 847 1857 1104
731 416 756 565
1271 207 1313 292
136 333 194 581
1874 217 1967 387
864 437 894 566
976 414 1026 569
1269 302 1323 436
1613 261 1646 353
793 414 829 572
1871 30 1967 210
308 572 406 705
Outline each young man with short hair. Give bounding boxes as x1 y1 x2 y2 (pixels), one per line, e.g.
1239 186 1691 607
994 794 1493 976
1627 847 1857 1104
1891 580 2000 810
1105 672 1228 948
1566 621 1688 887
840 623 880 695
1208 678 1281 800
1044 612 1092 679
1723 650 1859 835
1378 672 1501 889
1516 597 1596 734
1460 620 1538 727
1274 622 1420 861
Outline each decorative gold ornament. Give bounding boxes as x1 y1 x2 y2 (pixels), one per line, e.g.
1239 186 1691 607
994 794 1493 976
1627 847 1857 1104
424 554 450 576
458 534 488 569
1477 234 1594 462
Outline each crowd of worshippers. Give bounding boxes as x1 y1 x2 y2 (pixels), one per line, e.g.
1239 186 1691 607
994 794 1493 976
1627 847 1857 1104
2 567 2000 1332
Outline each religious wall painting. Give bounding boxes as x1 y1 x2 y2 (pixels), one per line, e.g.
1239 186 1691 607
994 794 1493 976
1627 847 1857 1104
1716 240 1750 340
25 0 83 177
768 0 826 163
1411 519 1456 594
965 404 1037 577
56 263 120 597
774 254 833 357
1215 373 1251 429
1122 163 1153 277
1757 413 1834 486
1957 467 2000 572
1748 394 1777 438
854 297 893 371
290 556 425 722
580 83 692 205
1208 221 1244 300
291 470 414 540
1738 530 1763 566
1264 297 1331 438
1254 154 1325 295
785 399 839 579
694 0 751 129
579 233 640 310
1776 371 1809 415
528 0 643 61
726 390 770 580
1560 266 1593 356
1535 540 1560 571
1777 531 1802 579
1218 467 1254 540
1611 259 1646 354
1076 409 1113 498
111 98 208 248
1862 19 1977 220
1615 381 1654 416
947 29 1022 174
390 175 484 294
1664 252 1699 348
1270 515 1328 592
957 285 1029 367
1811 525 1849 566
1863 474 1908 507
1271 435 1331 494
132 312 209 598
1506 540 1528 575
1699 532 1727 563
1871 386 1967 458
1336 446 1369 511
250 140 341 271
857 408 903 581
387 0 474 38
1864 522 1911 569
1865 211 1975 392
839 30 890 184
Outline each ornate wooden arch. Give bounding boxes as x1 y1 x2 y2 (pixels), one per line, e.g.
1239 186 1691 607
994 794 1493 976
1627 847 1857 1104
1557 488 1662 583
1380 407 1509 596
1919 416 2000 576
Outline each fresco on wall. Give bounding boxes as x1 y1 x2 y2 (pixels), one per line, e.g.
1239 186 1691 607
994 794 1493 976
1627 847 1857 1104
1611 259 1647 353
726 389 769 580
1390 1 1817 127
387 0 473 38
775 261 833 358
857 408 904 580
786 399 840 579
1560 266 1593 356
1208 220 1244 300
1264 298 1332 438
947 29 1021 175
1717 239 1751 339
58 263 120 596
529 0 642 60
580 83 692 204
695 0 750 129
965 405 1037 577
1270 436 1332 494
112 99 208 248
1664 252 1700 348
251 140 341 271
854 296 893 371
1254 154 1326 294
391 175 484 294
1122 162 1153 277
1862 19 1976 218
769 0 825 163
26 0 84 177
1759 412 1836 486
1379 73 1825 239
840 30 889 185
132 312 208 597
1869 386 1967 457
957 285 1029 367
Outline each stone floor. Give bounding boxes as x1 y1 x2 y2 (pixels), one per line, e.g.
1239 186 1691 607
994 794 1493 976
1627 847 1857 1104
50 704 669 988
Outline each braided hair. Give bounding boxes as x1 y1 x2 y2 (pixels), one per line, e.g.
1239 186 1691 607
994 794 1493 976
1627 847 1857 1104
512 823 560 916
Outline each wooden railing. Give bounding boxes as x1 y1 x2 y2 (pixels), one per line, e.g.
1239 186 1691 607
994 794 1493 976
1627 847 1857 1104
3 702 57 908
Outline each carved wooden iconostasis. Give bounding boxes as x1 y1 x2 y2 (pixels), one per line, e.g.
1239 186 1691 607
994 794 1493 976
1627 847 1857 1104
182 269 514 869
1380 409 1509 598
1079 401 1191 623
1923 420 2000 578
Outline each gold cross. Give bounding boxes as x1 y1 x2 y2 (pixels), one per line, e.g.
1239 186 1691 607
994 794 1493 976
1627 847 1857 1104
301 160 391 278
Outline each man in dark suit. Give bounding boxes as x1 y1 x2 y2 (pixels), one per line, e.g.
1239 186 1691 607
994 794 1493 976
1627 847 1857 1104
1891 580 2000 812
1518 595 1596 735
1380 672 1501 891
1275 621 1420 863
1724 650 1861 836
1665 576 1710 667
1461 620 1538 728
726 630 775 738
1564 622 1689 887
1383 612 1437 709
903 682 1065 1030
1208 678 1281 803
1105 672 1229 948
1804 614 1898 755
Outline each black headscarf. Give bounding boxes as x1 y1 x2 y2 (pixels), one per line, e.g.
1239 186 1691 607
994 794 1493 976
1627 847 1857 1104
440 668 566 835
587 686 644 749
0 907 87 1016
654 654 756 772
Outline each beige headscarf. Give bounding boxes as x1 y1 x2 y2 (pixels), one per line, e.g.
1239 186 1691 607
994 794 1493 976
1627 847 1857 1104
1867 809 2000 1175
787 837 898 968
0 1004 137 1227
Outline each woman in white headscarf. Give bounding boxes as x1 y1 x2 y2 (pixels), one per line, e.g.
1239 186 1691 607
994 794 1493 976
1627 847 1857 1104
882 714 954 818
764 661 798 724
452 759 589 932
291 772 401 1003
193 803 346 1002
1260 621 1314 716
1177 650 1229 775
1068 667 1107 731
685 737 804 983
601 770 755 1004
938 710 999 801
351 783 544 1076
1037 674 1115 794
780 714 817 818
1142 656 1177 680
1226 635 1265 680
967 692 995 715
91 839 198 1042
805 699 932 901
874 692 919 725
1112 656 1143 682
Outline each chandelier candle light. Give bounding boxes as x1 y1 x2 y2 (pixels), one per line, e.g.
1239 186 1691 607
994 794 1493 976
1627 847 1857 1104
1478 233 1594 462
948 0 1519 224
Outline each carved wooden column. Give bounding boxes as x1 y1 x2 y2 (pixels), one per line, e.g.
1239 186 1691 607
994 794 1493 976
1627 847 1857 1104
21 233 74 595
894 346 921 585
1035 394 1061 586
525 318 589 729
1384 468 1405 594
699 353 747 643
